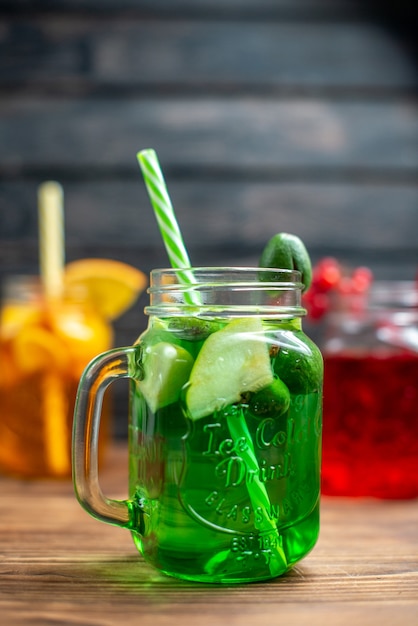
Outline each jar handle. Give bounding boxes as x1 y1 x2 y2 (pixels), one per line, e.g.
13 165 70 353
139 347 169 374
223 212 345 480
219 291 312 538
72 346 143 531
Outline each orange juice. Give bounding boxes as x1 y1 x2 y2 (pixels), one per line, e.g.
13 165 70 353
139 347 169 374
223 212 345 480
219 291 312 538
0 276 113 478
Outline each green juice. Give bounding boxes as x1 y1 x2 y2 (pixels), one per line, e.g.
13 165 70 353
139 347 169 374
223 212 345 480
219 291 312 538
128 316 322 584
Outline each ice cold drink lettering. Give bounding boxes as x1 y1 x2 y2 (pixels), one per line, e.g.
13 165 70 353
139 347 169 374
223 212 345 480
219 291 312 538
202 420 293 489
204 491 280 525
213 453 292 488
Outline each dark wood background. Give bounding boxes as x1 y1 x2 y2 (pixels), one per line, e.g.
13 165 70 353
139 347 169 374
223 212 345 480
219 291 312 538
1 0 417 436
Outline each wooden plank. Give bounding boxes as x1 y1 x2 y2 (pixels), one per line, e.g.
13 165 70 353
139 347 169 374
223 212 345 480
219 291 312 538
1 181 417 252
2 0 359 18
2 596 417 626
0 238 415 292
2 19 415 90
1 178 416 315
0 445 417 625
1 98 417 170
92 22 416 89
0 242 415 298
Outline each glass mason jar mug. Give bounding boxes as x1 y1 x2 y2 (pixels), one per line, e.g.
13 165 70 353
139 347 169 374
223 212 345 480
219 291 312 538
0 275 112 478
72 268 323 584
321 280 418 499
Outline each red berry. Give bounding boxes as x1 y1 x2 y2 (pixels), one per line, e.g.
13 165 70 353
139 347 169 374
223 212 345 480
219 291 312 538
313 257 342 291
351 267 373 293
304 291 330 320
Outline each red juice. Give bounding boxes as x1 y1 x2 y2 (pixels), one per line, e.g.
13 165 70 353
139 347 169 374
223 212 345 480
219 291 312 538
322 351 418 499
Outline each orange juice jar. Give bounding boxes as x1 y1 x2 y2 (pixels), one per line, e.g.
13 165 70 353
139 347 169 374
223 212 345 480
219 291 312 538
0 275 113 478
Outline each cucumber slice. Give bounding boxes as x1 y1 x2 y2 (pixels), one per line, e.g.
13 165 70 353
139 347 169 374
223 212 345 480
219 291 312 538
186 318 274 420
140 342 194 413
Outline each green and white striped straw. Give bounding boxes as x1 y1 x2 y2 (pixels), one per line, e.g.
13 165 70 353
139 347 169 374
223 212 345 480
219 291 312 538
137 149 200 305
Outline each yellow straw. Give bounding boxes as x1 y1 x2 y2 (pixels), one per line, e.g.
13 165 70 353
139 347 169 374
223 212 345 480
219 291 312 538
42 373 70 476
38 181 65 299
37 181 69 476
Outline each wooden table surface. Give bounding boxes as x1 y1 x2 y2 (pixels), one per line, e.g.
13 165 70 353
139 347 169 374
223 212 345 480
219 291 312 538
1 443 417 626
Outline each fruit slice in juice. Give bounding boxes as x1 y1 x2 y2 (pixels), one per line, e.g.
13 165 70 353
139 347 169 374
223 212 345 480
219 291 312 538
50 303 113 377
186 317 274 420
0 303 42 341
248 377 290 418
13 326 69 373
140 341 194 413
64 258 147 320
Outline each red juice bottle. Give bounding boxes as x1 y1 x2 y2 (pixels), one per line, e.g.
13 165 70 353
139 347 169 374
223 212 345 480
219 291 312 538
320 281 418 499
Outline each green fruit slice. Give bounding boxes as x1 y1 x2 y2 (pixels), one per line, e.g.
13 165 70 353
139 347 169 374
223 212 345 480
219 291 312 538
249 377 290 418
167 317 222 341
273 334 323 394
140 342 194 413
259 232 312 292
186 318 274 420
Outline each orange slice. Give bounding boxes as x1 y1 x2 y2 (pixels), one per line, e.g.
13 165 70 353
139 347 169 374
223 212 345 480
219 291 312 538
50 303 113 377
0 303 43 340
63 259 147 320
13 326 69 373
